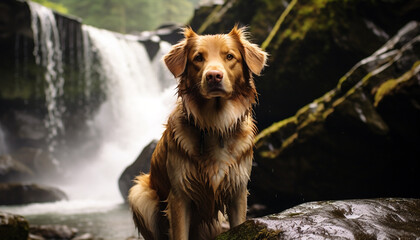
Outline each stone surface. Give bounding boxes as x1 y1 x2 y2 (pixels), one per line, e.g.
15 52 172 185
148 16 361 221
190 0 420 130
0 211 29 240
72 233 94 240
217 198 420 240
0 183 68 205
118 140 157 202
29 224 78 240
249 21 420 215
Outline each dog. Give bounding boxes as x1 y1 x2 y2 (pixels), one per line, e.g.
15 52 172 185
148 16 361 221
128 26 267 240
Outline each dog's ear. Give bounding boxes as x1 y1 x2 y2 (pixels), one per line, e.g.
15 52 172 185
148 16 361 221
229 26 267 75
164 27 197 78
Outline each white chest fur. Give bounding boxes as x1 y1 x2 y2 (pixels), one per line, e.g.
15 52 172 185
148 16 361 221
170 119 254 193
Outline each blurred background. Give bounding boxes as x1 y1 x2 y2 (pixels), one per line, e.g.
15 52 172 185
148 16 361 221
0 0 419 239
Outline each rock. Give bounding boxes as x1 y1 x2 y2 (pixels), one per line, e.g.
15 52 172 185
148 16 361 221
0 154 34 181
190 0 420 130
217 198 420 240
1 110 49 152
249 22 420 214
28 234 45 240
118 140 157 202
0 211 29 240
30 225 78 240
0 183 68 205
71 233 94 240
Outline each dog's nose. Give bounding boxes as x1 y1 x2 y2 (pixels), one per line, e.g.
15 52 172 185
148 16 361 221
206 70 223 84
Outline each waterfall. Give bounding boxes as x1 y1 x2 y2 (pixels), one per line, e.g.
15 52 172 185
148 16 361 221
5 0 176 207
56 25 176 201
0 123 7 155
28 1 65 156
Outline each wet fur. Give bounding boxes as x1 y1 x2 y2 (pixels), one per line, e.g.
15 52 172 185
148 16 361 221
128 26 267 240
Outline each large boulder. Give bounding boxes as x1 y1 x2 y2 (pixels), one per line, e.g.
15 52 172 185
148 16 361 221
217 198 420 239
249 21 420 214
118 140 157 202
0 183 68 205
0 211 29 240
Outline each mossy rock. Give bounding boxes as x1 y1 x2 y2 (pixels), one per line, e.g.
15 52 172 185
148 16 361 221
190 0 420 129
0 212 29 240
249 21 420 213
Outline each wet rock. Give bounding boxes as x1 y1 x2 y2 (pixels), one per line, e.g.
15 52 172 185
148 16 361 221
28 234 45 240
0 154 34 181
118 140 157 202
30 224 78 240
71 233 94 240
0 183 68 205
217 198 420 240
0 211 29 240
250 22 420 214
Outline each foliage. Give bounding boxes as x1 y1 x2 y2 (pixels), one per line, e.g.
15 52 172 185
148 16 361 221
45 0 198 33
31 0 68 14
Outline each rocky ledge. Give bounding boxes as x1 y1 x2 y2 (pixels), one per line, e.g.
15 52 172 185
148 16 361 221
217 198 420 240
0 183 67 205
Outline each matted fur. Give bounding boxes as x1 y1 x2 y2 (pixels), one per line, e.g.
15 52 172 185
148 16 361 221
128 26 267 240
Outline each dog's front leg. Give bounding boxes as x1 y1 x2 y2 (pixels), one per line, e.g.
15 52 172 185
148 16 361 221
168 191 191 240
227 187 247 228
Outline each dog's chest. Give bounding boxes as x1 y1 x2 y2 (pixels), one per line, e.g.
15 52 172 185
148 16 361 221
180 128 252 190
169 116 254 203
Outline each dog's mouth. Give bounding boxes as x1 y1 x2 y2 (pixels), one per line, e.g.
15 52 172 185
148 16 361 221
206 84 227 97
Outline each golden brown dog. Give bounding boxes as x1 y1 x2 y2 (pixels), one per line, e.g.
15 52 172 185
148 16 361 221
128 26 267 240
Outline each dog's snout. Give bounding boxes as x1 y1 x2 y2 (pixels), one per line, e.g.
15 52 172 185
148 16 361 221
206 70 223 84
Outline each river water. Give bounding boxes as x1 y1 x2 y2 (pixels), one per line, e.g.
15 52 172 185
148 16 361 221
1 200 138 239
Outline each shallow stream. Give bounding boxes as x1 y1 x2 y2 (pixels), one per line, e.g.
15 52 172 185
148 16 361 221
1 200 138 239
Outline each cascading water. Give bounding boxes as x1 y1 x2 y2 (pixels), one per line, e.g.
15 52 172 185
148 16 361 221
58 25 176 201
28 2 65 157
0 123 7 155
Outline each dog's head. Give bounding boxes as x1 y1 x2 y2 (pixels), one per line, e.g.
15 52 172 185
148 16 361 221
164 26 267 100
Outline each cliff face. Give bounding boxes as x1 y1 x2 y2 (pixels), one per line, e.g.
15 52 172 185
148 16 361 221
250 21 420 214
0 0 105 155
190 0 420 129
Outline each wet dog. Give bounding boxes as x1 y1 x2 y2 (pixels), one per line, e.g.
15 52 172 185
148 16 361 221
128 26 267 240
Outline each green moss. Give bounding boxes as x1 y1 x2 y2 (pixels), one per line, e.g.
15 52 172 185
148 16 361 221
274 0 333 46
255 116 297 145
374 61 420 106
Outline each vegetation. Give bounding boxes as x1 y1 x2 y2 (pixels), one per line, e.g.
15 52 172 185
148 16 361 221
31 0 68 13
34 0 202 33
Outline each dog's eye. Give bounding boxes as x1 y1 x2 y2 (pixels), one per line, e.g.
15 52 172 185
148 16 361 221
194 54 203 62
226 54 234 61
